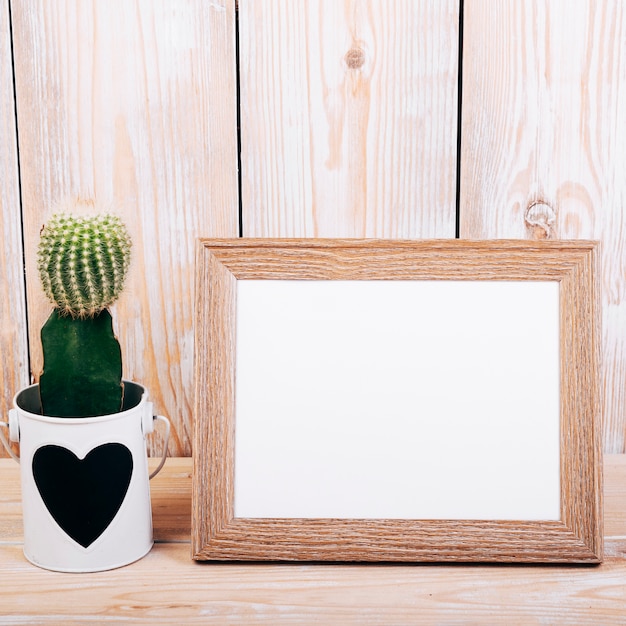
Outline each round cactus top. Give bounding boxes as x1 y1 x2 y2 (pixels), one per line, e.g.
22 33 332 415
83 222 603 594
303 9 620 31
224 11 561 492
38 213 132 318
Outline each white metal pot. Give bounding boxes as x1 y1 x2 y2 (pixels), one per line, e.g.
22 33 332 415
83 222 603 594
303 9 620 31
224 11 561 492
0 381 170 573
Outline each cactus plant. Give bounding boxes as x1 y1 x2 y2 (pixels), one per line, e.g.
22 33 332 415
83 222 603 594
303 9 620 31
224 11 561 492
37 212 132 417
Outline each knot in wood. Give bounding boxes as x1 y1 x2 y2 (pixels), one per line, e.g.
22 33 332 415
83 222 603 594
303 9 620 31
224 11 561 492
345 47 366 69
524 202 556 239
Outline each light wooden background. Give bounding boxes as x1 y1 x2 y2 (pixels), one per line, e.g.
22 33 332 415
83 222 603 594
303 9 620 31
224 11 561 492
1 0 625 456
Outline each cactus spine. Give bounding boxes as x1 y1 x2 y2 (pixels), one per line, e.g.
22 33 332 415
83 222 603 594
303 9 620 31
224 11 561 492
38 211 132 418
38 213 131 318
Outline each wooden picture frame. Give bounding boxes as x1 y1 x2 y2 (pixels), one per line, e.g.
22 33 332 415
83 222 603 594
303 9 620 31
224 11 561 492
192 239 602 563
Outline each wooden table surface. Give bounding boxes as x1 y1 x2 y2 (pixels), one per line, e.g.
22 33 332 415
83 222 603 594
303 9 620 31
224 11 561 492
1 456 625 624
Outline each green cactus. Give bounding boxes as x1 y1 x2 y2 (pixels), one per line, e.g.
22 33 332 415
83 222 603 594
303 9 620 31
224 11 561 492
37 213 131 318
37 212 132 418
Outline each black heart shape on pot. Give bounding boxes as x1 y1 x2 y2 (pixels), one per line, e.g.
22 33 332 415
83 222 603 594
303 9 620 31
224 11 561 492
32 443 133 548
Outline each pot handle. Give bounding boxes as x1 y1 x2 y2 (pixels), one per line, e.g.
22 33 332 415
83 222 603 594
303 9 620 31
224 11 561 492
0 410 20 463
148 415 170 480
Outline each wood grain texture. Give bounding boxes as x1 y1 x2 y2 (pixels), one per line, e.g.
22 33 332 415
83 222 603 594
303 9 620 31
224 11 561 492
11 0 239 456
0 0 29 458
559 244 603 559
1 456 625 623
460 0 626 453
193 248 237 553
239 0 459 238
193 239 602 563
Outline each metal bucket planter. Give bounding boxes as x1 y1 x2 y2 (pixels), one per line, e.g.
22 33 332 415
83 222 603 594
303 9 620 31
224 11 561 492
0 381 169 572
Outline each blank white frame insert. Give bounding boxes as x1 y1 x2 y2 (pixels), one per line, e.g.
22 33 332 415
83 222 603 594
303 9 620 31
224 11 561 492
234 279 560 521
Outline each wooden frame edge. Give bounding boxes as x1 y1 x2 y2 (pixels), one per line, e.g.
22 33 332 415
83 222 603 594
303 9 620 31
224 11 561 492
192 239 602 563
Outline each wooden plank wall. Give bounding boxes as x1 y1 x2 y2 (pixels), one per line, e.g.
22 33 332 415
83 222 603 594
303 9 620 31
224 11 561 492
239 0 459 238
7 0 239 456
0 0 29 432
1 0 626 455
460 1 626 453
